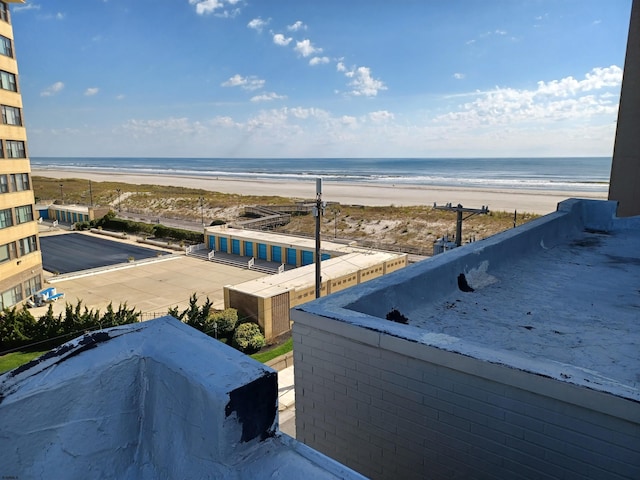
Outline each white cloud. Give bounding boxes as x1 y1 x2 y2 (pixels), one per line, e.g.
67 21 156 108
40 81 64 97
189 0 222 15
435 66 622 127
13 3 41 12
188 0 241 17
368 110 394 123
309 56 330 66
273 33 292 46
248 17 269 32
250 92 287 102
341 115 357 126
56 12 65 20
344 66 387 97
84 87 99 96
336 62 347 72
287 107 329 120
453 73 465 80
222 74 265 91
115 94 125 100
287 21 306 31
294 39 322 57
123 117 207 137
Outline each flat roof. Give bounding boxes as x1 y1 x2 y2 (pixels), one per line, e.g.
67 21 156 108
46 204 91 213
298 199 640 401
206 226 355 253
229 251 405 298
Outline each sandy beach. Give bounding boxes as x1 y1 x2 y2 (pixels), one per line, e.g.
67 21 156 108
32 168 608 215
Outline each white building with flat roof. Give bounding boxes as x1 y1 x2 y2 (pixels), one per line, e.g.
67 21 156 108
292 199 640 479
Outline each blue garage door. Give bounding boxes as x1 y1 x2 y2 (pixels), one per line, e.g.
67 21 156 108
244 241 253 257
219 237 228 252
301 250 313 265
257 243 267 260
271 246 282 263
286 248 297 265
39 209 49 220
321 253 331 261
231 239 240 255
208 235 216 250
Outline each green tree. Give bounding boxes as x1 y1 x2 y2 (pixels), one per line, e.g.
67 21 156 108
0 306 37 351
168 294 212 332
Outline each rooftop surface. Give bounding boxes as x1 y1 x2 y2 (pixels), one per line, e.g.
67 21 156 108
206 225 358 254
0 317 364 479
298 199 640 402
229 251 405 297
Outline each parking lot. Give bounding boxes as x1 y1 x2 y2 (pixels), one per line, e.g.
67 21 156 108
34 230 265 318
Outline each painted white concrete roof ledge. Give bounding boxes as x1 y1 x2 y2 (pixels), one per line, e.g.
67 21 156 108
0 317 365 479
294 199 640 407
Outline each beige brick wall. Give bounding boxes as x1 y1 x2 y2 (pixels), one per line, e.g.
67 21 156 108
292 312 640 480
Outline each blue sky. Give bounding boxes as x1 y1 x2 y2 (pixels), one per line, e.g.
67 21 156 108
11 0 632 158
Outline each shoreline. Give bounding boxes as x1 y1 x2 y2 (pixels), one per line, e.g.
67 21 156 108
32 168 609 215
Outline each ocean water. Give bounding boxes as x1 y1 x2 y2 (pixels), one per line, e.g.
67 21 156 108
30 157 612 192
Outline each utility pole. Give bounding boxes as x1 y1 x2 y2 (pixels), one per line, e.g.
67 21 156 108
314 178 325 299
199 196 205 228
433 203 489 247
59 183 63 204
89 181 93 207
116 188 121 212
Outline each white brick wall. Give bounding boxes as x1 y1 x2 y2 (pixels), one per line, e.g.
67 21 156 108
292 313 640 480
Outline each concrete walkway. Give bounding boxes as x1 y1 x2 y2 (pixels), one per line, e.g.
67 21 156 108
277 365 296 438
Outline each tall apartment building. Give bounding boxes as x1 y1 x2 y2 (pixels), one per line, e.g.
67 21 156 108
0 0 43 309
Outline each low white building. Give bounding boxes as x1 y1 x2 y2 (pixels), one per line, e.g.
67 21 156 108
292 199 640 479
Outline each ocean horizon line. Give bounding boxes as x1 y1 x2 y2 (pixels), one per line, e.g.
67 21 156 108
30 156 611 193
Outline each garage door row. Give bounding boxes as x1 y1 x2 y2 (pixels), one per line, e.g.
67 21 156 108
208 235 330 267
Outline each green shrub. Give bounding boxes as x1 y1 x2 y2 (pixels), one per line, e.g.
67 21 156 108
210 308 238 337
232 322 265 353
152 225 203 243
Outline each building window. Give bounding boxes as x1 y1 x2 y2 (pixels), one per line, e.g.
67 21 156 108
6 140 25 158
10 173 29 191
15 205 33 224
18 235 37 256
0 285 22 309
0 34 12 58
0 174 7 193
0 3 8 23
0 242 11 263
24 275 42 297
1 105 21 126
0 207 12 229
0 70 16 92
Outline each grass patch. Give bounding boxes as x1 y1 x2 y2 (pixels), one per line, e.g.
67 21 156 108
251 337 293 364
0 350 49 374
